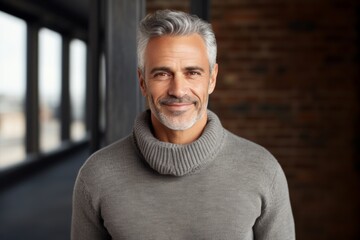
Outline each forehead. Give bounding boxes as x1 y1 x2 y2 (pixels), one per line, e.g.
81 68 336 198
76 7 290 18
144 34 208 68
146 33 206 48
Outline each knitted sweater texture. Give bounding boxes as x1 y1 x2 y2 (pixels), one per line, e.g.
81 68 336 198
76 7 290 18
71 110 295 240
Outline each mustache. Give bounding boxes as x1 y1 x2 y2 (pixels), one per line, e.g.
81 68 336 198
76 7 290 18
159 95 197 105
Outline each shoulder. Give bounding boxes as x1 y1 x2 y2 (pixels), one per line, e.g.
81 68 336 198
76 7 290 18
221 130 284 184
76 135 139 187
218 130 290 199
225 130 279 165
73 135 148 211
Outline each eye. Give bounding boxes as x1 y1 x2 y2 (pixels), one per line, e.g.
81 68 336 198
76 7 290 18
187 71 201 78
153 72 172 80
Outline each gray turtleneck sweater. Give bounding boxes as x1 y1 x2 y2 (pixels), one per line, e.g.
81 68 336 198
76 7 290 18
71 110 295 240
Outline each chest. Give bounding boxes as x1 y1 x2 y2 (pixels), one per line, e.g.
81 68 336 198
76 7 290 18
100 175 262 240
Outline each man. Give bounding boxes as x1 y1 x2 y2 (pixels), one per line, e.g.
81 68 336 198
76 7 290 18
71 10 295 240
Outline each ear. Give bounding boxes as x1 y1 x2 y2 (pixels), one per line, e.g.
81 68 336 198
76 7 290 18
137 68 147 96
208 63 218 94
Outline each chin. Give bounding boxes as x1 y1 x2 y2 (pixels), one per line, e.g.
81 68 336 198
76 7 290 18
160 109 208 131
165 121 197 131
158 114 198 131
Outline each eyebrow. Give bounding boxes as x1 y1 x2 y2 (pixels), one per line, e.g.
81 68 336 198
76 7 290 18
149 67 172 74
149 66 206 75
184 66 205 73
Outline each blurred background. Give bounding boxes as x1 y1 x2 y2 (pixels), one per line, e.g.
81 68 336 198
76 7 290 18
0 0 359 239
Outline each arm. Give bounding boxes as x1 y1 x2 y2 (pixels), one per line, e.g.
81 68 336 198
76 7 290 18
71 176 110 240
254 165 295 240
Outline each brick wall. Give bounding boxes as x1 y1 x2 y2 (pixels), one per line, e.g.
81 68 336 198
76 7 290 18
146 1 360 239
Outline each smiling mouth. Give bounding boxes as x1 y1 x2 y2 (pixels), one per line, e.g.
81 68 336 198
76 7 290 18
165 102 193 106
162 102 194 112
159 97 197 114
159 95 196 105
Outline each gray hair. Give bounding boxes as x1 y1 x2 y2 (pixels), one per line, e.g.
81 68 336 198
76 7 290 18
137 10 217 72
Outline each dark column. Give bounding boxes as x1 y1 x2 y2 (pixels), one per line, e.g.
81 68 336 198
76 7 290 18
105 0 145 144
88 0 102 152
61 36 71 141
25 23 40 154
356 6 360 171
190 0 211 21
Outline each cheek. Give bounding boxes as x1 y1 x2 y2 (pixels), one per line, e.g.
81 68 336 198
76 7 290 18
190 82 210 100
146 83 167 100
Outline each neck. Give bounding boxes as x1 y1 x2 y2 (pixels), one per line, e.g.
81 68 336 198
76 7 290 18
151 112 208 144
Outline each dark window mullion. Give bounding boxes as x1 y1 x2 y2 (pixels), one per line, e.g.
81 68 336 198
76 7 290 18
25 22 40 154
61 36 71 141
88 0 101 152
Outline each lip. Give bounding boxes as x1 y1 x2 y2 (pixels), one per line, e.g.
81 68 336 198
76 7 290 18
163 102 193 111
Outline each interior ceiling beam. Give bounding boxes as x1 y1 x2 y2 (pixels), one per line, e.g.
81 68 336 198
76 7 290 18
0 0 88 40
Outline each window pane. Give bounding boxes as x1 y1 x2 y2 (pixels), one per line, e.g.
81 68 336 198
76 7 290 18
70 39 87 141
0 11 26 168
39 28 61 152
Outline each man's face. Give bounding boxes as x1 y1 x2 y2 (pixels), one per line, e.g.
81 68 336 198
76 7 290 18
138 34 218 131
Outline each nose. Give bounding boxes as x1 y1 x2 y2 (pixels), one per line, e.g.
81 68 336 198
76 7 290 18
168 74 187 98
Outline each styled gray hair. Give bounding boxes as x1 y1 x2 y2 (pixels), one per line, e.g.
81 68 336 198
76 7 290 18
137 10 217 72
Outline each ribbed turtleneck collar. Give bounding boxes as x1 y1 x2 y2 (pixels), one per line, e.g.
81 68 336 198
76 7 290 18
133 110 226 176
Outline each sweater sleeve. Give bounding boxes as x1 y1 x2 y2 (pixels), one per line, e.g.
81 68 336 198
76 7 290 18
254 164 296 240
71 175 111 240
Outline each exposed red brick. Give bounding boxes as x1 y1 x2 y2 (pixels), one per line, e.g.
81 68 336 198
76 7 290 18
146 1 360 239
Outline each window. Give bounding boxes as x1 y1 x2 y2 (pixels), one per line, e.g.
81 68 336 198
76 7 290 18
39 28 62 152
0 11 26 168
0 8 90 170
70 39 87 141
